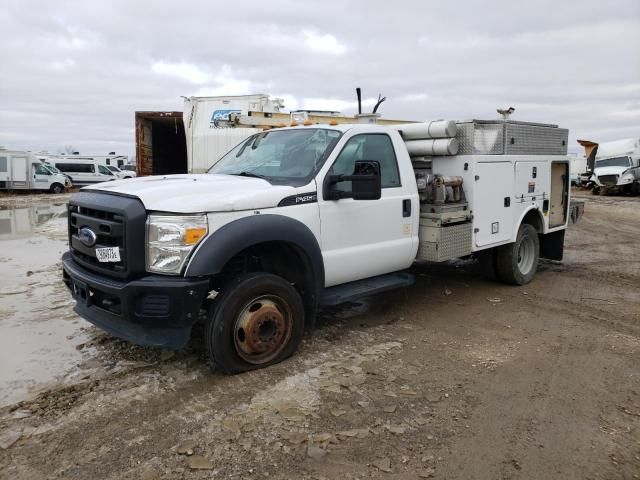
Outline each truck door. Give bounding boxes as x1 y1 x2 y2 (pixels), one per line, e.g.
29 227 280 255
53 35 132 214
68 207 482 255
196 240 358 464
319 133 415 287
32 163 51 189
474 162 515 247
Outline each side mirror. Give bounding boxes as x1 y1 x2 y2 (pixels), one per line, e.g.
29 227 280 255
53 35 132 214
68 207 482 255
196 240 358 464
325 160 382 200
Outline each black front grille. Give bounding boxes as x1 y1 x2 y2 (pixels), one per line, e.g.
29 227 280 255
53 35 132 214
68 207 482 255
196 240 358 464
69 205 127 274
598 174 618 186
67 191 147 279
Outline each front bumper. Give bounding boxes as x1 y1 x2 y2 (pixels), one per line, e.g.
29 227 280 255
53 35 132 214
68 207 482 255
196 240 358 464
62 252 209 349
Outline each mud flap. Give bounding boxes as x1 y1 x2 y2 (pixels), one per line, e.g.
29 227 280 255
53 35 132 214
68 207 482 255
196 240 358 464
540 230 565 261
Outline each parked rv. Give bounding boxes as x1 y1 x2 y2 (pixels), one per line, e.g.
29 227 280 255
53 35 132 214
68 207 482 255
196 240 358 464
0 149 70 193
58 153 129 169
52 159 117 186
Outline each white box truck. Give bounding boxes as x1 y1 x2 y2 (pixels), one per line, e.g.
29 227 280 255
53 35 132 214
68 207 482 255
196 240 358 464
135 95 284 177
62 118 582 373
0 148 70 193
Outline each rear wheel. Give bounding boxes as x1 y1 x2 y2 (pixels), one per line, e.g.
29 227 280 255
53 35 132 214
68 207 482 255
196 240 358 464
49 183 64 194
496 224 540 285
206 272 304 374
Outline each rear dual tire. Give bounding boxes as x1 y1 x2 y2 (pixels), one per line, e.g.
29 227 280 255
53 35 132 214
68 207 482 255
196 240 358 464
206 272 305 374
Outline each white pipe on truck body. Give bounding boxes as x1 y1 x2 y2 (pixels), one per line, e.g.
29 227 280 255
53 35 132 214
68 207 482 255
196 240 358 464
395 120 457 140
405 138 460 156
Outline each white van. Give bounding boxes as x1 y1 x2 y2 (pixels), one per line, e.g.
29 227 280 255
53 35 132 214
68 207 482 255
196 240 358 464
53 160 117 186
58 153 128 169
105 165 136 179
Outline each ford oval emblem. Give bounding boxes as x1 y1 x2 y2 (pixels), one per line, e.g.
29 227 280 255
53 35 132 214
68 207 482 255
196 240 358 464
79 227 97 247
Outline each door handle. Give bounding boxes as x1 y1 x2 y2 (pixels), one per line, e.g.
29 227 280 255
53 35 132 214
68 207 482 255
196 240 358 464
402 199 411 218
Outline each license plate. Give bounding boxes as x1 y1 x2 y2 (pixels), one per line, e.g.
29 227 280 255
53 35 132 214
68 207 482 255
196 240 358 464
95 246 121 263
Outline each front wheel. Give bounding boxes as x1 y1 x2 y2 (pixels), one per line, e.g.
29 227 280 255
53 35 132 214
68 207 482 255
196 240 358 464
206 272 305 374
49 183 64 194
496 224 540 285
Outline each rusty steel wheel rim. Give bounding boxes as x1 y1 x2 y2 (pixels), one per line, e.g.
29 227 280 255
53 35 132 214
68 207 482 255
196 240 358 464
233 295 293 364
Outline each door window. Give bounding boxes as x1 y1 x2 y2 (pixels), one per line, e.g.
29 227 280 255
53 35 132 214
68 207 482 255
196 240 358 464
33 164 50 175
328 134 400 192
98 165 112 175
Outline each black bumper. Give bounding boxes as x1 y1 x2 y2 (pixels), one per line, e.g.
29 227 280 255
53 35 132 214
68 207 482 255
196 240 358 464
62 252 209 349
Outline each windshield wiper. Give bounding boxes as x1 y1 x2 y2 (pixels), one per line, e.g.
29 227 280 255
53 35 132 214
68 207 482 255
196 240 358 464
234 171 270 180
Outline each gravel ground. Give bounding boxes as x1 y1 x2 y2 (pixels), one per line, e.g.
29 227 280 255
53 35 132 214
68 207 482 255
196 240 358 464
0 189 638 480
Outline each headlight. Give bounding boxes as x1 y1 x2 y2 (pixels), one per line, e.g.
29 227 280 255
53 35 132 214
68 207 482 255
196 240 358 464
146 214 208 274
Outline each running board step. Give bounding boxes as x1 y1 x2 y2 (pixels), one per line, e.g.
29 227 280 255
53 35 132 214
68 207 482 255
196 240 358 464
320 272 414 306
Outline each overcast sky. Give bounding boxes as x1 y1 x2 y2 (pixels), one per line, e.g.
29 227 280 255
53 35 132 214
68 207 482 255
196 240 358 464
1 0 639 157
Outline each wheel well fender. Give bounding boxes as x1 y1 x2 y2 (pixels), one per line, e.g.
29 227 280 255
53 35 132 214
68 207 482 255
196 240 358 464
185 214 324 303
513 207 545 241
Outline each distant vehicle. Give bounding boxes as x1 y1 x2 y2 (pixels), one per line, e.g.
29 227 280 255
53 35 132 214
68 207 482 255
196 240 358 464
135 94 286 176
52 159 117 186
568 153 589 186
580 138 640 195
58 152 129 169
121 165 136 172
0 149 70 193
106 165 136 179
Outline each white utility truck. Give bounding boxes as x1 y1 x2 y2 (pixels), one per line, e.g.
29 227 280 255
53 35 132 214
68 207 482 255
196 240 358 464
588 138 640 195
62 119 577 373
0 148 70 193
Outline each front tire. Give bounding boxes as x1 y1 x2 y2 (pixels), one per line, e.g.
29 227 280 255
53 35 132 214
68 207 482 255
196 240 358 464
206 272 304 374
496 224 540 285
50 183 64 194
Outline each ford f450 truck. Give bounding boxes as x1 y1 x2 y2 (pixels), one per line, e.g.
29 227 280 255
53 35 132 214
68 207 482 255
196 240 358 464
62 119 577 373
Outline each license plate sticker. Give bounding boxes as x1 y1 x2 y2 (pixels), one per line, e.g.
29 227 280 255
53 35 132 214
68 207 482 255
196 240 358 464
95 247 121 263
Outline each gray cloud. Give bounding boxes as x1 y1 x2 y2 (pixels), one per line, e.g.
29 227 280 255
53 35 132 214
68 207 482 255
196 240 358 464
1 0 638 156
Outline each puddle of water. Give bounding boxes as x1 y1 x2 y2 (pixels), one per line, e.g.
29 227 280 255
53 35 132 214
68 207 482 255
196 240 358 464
0 203 94 407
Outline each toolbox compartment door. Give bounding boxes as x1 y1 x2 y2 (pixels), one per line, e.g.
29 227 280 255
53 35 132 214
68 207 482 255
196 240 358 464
474 162 514 247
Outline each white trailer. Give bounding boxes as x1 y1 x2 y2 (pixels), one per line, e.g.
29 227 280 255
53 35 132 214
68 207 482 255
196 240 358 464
0 149 70 193
184 94 285 174
135 95 285 177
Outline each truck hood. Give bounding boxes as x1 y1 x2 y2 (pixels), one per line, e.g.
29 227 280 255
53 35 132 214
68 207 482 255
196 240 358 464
83 174 304 213
594 166 626 177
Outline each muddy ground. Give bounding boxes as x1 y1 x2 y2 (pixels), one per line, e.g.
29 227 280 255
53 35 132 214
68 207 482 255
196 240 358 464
0 190 638 480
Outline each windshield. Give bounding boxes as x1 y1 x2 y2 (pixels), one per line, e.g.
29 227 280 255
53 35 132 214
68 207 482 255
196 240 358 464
595 156 631 168
107 166 120 172
208 128 342 185
45 165 60 174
